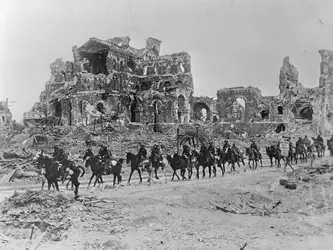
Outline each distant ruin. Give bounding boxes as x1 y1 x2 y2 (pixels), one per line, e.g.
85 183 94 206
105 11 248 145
23 36 333 136
0 99 12 128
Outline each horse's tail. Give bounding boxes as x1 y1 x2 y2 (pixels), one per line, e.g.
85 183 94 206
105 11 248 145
78 166 85 177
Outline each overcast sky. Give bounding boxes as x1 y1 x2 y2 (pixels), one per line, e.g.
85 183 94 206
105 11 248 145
1 0 333 121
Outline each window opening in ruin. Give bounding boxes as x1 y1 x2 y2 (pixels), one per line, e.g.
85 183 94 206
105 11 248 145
164 81 171 89
260 110 269 120
101 93 108 100
120 61 124 71
213 115 218 123
178 111 182 123
277 106 283 115
299 107 313 120
84 50 108 75
97 103 105 114
276 123 286 133
193 102 210 121
54 100 62 118
130 99 140 122
143 66 148 76
232 97 245 121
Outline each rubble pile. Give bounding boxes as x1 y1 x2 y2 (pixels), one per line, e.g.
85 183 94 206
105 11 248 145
0 191 75 241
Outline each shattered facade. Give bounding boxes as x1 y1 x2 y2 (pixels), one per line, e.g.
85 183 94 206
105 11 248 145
26 36 194 126
215 54 333 136
25 36 333 135
0 98 12 127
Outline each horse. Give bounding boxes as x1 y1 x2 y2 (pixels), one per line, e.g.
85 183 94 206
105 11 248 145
328 139 333 156
83 149 124 188
35 153 63 192
214 148 226 176
166 153 189 180
190 150 202 179
245 148 262 169
126 152 143 185
312 138 325 157
295 143 307 163
197 150 215 178
83 149 103 187
150 153 168 182
266 145 282 167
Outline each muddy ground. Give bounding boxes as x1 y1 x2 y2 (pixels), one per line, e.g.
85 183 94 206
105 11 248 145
1 156 333 250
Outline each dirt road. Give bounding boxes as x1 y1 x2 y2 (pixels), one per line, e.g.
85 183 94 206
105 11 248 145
1 157 333 250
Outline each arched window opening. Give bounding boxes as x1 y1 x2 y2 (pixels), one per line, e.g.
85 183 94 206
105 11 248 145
277 106 283 115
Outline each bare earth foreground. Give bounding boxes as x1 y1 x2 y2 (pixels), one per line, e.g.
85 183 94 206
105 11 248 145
1 158 333 250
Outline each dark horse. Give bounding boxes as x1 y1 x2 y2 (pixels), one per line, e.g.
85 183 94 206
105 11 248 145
295 143 307 163
196 150 215 178
166 153 190 180
125 152 143 184
266 145 283 167
217 147 243 173
36 154 61 192
83 149 124 188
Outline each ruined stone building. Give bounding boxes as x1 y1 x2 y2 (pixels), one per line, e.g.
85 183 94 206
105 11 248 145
24 36 333 135
0 98 12 127
25 36 197 126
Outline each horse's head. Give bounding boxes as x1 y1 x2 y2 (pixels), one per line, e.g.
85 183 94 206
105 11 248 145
118 158 125 164
83 148 93 160
126 152 133 164
166 154 173 163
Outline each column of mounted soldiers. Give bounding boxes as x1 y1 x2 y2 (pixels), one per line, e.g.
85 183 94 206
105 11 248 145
34 132 333 197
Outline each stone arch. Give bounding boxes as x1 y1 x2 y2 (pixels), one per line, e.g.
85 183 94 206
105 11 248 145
276 123 286 133
193 102 210 121
232 96 246 121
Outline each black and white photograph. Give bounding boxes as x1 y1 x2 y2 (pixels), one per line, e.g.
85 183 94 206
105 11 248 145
0 0 333 249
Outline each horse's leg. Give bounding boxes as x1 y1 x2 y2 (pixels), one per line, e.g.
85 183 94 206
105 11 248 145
72 177 79 196
127 169 134 185
137 169 143 183
47 180 51 191
270 157 273 167
88 173 94 188
154 167 159 180
208 166 212 178
54 180 60 192
248 160 251 169
196 164 200 179
113 174 116 186
202 166 206 178
172 171 175 181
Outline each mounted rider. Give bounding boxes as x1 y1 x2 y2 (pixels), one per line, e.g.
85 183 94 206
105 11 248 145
231 143 241 157
303 135 310 147
317 134 324 146
138 144 147 163
98 144 112 171
250 140 259 158
222 140 230 153
207 141 216 158
200 143 209 158
151 144 162 162
52 144 67 162
182 143 191 160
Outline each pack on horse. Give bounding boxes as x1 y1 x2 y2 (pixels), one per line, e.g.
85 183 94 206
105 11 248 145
166 153 190 181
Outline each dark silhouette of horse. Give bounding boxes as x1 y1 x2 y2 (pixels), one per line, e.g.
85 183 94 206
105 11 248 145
36 154 61 191
83 149 103 187
190 150 201 179
150 153 167 181
312 138 325 157
216 147 240 173
126 152 143 185
166 153 189 180
245 148 262 169
266 145 282 167
295 144 307 163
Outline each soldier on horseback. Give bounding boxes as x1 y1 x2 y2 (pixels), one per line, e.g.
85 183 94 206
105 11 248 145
222 140 230 153
200 143 208 158
98 144 112 172
327 135 333 156
231 143 240 156
151 144 162 162
208 141 216 158
182 143 191 160
250 140 259 158
317 134 324 146
52 144 67 162
138 144 147 163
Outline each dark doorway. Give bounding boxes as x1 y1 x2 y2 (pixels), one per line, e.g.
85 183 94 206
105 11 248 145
277 106 283 115
96 103 105 114
178 111 182 123
54 100 62 118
